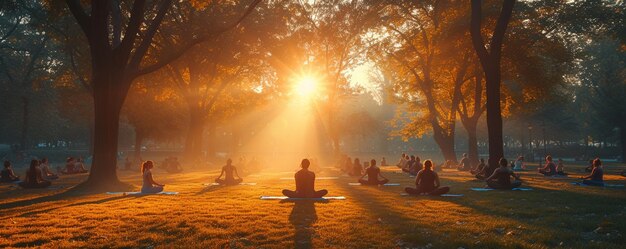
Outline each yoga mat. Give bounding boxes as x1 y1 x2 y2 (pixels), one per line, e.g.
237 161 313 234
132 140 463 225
400 193 464 197
571 182 624 187
106 191 179 195
203 182 257 186
471 187 533 191
259 196 346 200
280 177 339 180
348 183 401 186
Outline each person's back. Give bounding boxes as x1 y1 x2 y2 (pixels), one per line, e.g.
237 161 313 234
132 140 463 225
295 169 315 195
405 160 450 196
485 158 521 189
224 165 235 181
19 160 50 189
416 169 436 192
142 168 153 189
283 159 327 198
366 166 380 183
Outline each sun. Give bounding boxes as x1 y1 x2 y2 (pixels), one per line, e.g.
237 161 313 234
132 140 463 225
293 76 318 97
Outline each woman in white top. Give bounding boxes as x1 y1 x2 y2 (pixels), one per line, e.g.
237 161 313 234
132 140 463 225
40 158 59 180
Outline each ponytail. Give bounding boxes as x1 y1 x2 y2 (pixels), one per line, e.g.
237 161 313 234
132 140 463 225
141 160 153 173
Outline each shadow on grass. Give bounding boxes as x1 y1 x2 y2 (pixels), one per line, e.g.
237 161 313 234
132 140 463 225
17 195 133 217
288 200 323 249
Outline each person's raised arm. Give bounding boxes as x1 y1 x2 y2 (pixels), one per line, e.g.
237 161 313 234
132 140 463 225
216 167 225 180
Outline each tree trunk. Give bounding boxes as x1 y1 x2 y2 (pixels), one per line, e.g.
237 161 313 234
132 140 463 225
84 76 126 187
433 133 457 163
133 128 144 163
470 0 515 168
467 122 479 165
20 96 29 151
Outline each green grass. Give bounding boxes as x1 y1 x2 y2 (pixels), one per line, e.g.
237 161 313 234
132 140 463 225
1 163 625 248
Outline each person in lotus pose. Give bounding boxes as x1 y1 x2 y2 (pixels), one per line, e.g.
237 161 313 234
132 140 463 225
141 160 164 193
282 159 328 198
405 160 450 196
358 159 389 185
215 158 243 185
579 158 604 186
1 161 20 182
485 158 522 189
19 160 51 189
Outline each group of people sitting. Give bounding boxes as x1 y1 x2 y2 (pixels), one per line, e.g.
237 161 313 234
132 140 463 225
397 153 423 176
0 159 53 188
60 157 89 175
161 156 183 173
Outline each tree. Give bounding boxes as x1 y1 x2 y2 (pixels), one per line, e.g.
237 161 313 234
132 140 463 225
58 0 261 188
470 0 515 167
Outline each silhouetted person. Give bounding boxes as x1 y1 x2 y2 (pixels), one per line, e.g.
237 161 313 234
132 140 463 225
538 155 557 176
19 160 51 189
405 160 450 196
344 157 353 173
358 159 389 185
282 159 328 198
396 153 407 168
579 158 604 186
141 160 164 193
457 153 471 171
40 158 58 180
381 157 388 166
556 158 568 176
166 157 182 173
485 158 522 189
215 158 243 185
351 158 363 177
1 160 20 182
475 158 497 180
470 158 486 175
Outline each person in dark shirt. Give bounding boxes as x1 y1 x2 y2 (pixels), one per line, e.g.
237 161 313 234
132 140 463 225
457 153 471 171
475 158 497 180
538 155 557 176
579 158 604 186
358 159 389 185
1 160 20 182
215 158 243 185
405 160 450 196
470 158 486 175
18 160 51 189
584 159 594 173
485 158 522 189
282 159 328 198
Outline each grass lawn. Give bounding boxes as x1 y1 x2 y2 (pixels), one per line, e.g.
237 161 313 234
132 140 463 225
1 163 625 248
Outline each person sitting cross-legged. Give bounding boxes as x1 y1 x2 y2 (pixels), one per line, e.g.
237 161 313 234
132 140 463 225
485 158 522 189
405 160 450 196
39 158 59 180
19 160 51 189
470 158 486 175
1 160 20 183
215 158 243 185
141 160 165 193
538 155 557 176
579 158 604 186
282 159 328 198
358 159 389 185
